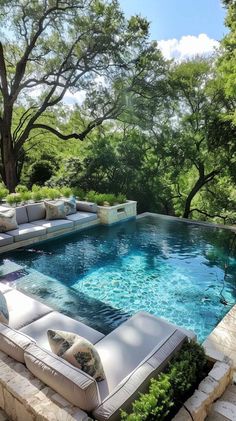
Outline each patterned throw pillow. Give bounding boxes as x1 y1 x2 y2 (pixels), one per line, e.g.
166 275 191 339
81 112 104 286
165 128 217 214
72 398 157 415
0 291 9 324
44 201 66 220
64 197 76 215
0 208 18 232
47 329 105 381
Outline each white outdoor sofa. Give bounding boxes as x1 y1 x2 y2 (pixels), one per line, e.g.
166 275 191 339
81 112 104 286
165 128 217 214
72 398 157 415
0 201 98 249
0 282 195 421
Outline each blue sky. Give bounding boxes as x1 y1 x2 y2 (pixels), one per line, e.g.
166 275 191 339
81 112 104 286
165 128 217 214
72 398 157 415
118 0 227 41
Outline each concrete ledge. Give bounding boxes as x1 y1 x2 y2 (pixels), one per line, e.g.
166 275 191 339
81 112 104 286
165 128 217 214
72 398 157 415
0 351 91 421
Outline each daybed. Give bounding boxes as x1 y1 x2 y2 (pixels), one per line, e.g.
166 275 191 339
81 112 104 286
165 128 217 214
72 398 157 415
0 282 195 421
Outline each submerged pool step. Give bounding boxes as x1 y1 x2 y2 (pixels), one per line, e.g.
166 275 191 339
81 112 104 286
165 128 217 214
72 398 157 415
10 267 130 335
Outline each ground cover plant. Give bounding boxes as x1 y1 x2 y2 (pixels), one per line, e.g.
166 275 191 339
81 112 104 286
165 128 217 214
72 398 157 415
121 341 208 421
1 185 127 207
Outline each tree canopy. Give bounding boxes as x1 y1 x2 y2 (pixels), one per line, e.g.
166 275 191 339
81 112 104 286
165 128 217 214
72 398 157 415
0 0 166 191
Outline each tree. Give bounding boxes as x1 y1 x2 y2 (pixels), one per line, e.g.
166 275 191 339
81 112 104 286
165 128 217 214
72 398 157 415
0 0 166 191
218 0 236 115
168 58 235 219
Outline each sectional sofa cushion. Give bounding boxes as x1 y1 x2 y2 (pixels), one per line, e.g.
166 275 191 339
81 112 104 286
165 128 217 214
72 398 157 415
0 232 14 247
15 205 29 224
66 211 97 226
32 218 73 233
0 283 12 294
7 223 46 242
26 202 46 222
20 311 104 350
5 289 52 329
0 291 9 324
64 197 77 215
76 201 98 213
47 329 105 381
93 324 186 421
0 323 35 363
0 208 18 232
24 343 101 411
45 200 66 220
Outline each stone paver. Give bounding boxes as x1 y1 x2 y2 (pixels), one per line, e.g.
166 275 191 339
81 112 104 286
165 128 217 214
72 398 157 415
206 381 236 421
203 304 236 369
0 409 9 421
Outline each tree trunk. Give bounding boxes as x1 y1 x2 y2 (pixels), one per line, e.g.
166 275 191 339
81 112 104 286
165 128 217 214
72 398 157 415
1 132 18 192
183 178 205 219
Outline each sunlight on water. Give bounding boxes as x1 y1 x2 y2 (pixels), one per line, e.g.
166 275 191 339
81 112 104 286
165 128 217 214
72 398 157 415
5 215 236 341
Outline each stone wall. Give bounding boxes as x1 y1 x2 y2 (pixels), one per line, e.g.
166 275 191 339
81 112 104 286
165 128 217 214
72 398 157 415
0 351 91 421
172 360 233 421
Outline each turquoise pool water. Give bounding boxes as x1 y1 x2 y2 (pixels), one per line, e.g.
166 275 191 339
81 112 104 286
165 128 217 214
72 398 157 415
2 215 236 341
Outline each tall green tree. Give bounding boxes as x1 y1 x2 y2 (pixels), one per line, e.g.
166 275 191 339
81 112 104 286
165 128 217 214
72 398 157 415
0 0 166 191
168 58 235 219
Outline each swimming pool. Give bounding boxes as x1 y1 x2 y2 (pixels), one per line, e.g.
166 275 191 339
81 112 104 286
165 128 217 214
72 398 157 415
2 214 236 341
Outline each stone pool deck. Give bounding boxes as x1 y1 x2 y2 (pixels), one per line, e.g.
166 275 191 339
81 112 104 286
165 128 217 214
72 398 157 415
203 304 236 368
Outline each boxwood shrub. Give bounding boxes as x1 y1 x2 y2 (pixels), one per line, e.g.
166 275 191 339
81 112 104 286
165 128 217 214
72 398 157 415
121 340 208 421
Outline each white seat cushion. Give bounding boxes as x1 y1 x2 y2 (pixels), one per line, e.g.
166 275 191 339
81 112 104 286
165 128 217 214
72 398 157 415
66 211 97 226
7 223 46 242
32 219 73 233
4 289 53 329
0 232 14 246
95 312 181 392
0 282 12 294
20 311 104 350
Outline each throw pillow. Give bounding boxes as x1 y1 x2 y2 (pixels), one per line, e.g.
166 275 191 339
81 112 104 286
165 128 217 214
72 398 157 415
47 329 105 381
0 291 9 324
44 201 66 220
64 197 76 215
0 208 18 232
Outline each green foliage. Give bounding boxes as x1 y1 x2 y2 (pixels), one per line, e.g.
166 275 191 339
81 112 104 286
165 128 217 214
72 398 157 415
0 186 9 200
19 191 32 202
72 187 86 200
31 190 43 202
15 185 28 193
61 187 73 198
121 341 207 421
85 191 127 206
27 160 56 187
6 193 22 206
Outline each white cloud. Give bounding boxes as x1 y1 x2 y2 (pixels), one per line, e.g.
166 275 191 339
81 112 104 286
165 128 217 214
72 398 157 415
158 34 219 61
63 90 86 106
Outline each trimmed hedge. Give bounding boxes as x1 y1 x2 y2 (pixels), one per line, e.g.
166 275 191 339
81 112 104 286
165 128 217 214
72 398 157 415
121 341 207 421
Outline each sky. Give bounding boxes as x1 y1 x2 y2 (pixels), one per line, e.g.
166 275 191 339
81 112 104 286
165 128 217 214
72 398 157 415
118 0 227 60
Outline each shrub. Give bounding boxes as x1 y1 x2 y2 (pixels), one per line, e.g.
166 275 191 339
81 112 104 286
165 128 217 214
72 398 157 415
19 191 32 202
85 191 126 206
47 188 60 200
32 189 43 202
72 187 86 200
28 159 55 186
116 193 127 204
61 186 72 198
6 193 22 206
15 185 28 193
0 187 9 200
121 341 207 421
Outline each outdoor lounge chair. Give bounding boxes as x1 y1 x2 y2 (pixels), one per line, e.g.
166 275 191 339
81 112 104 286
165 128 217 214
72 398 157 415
0 284 194 420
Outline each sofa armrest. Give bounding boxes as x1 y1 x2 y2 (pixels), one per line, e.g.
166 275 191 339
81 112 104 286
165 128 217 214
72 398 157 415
93 330 186 421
